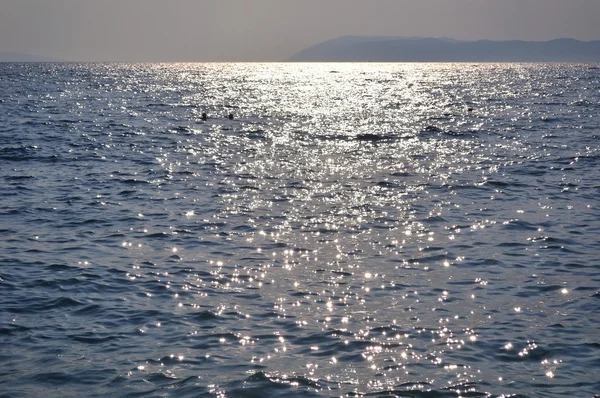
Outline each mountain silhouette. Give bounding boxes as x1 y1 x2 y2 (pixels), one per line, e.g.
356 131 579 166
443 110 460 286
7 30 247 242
289 36 600 62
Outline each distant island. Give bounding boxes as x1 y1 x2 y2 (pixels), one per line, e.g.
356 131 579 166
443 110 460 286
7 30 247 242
0 52 66 62
289 36 600 62
3 38 599 63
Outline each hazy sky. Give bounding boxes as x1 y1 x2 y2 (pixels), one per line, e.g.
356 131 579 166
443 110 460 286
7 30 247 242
1 0 599 61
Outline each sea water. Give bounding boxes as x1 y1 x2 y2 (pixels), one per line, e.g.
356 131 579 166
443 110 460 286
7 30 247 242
1 62 599 397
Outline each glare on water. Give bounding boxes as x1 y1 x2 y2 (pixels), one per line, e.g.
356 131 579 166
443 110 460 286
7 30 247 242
0 62 599 397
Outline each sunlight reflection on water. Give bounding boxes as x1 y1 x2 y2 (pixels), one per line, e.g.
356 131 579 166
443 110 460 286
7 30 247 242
1 62 599 397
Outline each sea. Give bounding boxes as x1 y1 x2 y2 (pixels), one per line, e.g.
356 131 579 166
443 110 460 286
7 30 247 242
1 62 599 398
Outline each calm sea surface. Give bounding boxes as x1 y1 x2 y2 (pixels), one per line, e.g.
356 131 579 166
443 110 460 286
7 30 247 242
1 62 599 397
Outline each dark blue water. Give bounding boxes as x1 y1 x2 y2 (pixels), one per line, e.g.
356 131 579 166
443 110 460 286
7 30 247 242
1 62 599 397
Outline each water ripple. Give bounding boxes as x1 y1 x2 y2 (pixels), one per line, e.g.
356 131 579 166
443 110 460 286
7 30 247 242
1 62 599 398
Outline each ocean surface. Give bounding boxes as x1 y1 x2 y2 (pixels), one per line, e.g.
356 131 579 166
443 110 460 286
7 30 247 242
1 62 599 398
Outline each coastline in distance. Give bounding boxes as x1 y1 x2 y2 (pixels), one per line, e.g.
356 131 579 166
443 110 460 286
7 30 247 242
288 36 600 62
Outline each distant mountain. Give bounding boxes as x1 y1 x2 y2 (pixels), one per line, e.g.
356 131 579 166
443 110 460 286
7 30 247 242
0 52 66 62
289 36 600 62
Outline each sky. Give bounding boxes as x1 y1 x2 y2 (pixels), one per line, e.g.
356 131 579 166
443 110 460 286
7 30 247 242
1 0 599 62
